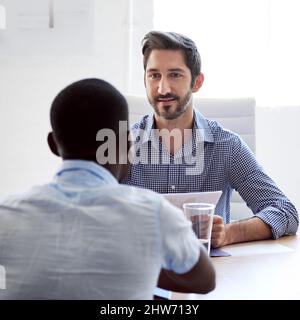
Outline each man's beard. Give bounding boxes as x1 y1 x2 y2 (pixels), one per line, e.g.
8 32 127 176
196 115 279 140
149 90 192 120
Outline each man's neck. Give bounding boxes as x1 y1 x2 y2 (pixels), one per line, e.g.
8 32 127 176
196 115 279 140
154 106 194 155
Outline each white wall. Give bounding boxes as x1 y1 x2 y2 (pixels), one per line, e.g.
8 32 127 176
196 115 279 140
127 0 153 94
0 0 149 198
256 106 300 213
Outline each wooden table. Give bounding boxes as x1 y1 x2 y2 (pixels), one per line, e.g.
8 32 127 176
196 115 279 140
172 235 300 299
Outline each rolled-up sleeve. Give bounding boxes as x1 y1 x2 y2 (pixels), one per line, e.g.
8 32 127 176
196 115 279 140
228 135 299 238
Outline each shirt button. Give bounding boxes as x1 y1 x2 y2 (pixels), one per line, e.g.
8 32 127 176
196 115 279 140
171 185 176 190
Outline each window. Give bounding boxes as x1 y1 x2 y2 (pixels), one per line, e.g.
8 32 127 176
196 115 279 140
154 0 300 106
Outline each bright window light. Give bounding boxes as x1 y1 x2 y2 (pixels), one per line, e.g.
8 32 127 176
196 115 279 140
154 0 300 106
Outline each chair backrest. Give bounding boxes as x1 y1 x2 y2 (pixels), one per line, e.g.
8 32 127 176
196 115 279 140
126 95 256 221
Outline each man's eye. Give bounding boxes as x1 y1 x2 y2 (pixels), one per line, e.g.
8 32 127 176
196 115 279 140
149 74 160 79
170 73 182 78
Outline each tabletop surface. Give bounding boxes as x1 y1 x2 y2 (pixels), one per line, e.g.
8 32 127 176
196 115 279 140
172 235 300 300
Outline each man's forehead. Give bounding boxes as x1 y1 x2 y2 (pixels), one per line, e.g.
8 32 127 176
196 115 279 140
146 49 188 70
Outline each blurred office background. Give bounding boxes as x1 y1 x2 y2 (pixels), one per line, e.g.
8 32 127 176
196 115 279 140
0 0 299 213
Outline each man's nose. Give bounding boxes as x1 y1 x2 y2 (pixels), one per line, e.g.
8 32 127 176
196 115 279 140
157 78 171 95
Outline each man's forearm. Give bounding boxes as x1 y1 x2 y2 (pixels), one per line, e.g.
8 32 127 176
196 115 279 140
157 246 216 294
224 217 273 246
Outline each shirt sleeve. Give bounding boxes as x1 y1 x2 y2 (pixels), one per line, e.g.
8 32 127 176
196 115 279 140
228 134 299 238
158 197 201 274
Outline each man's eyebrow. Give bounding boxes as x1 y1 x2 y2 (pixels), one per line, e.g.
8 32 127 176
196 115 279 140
168 68 186 73
146 68 159 73
146 68 186 73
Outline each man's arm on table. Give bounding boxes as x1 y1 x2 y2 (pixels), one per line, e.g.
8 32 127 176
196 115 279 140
213 133 299 248
211 216 272 248
157 245 216 294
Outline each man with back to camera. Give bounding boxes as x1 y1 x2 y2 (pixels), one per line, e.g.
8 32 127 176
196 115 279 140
122 31 299 248
0 78 215 299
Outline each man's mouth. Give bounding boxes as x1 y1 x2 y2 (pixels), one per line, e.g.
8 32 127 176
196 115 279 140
156 95 178 103
157 98 175 102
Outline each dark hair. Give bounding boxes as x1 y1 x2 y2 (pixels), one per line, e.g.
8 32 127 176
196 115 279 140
50 78 128 155
142 31 201 86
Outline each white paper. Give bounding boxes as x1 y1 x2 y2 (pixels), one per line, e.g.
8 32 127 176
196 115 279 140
163 191 222 211
224 242 294 257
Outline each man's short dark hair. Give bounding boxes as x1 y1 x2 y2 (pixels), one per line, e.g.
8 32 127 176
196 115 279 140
142 31 201 86
50 78 128 155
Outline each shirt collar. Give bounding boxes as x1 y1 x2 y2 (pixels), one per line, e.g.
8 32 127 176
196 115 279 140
132 108 214 144
54 160 118 185
193 109 214 143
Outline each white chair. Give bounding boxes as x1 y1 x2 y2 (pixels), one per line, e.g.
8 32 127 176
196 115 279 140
126 95 256 221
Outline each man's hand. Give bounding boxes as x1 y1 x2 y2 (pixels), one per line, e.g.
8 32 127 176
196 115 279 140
211 215 227 248
211 216 273 248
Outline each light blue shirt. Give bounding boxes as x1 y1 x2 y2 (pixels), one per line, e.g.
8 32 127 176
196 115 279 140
0 160 200 299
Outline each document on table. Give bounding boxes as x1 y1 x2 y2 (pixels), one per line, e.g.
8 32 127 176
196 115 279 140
224 242 294 256
162 191 222 210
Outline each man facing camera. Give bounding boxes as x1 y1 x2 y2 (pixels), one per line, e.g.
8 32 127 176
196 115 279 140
122 31 298 247
0 78 215 299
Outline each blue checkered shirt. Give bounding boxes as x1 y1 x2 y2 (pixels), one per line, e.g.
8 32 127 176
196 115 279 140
122 109 298 239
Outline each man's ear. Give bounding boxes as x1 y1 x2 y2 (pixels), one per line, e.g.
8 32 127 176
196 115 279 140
47 132 60 157
192 73 204 93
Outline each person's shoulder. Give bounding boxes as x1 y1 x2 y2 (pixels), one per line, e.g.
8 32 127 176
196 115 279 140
205 118 241 145
0 184 49 210
113 184 163 207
